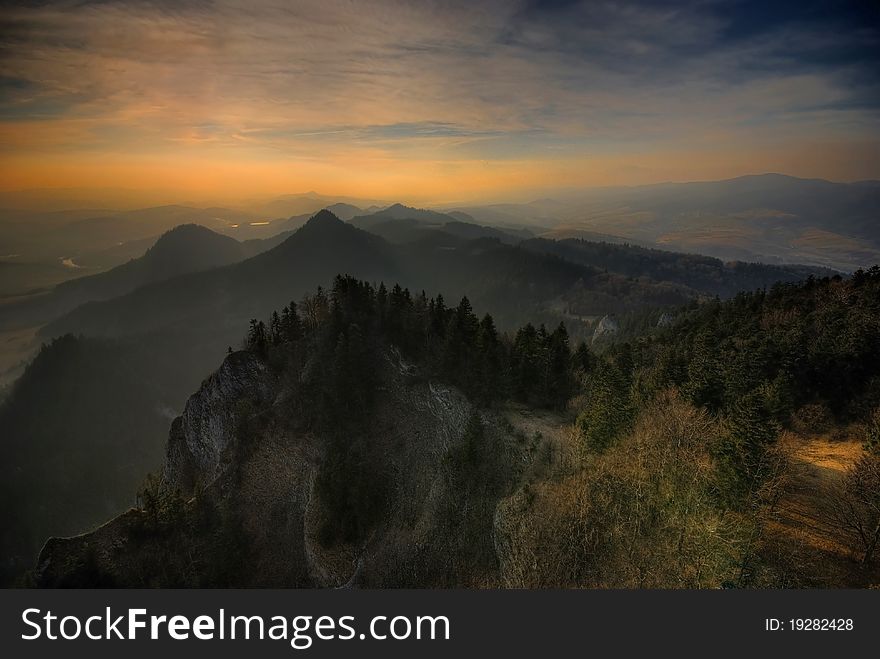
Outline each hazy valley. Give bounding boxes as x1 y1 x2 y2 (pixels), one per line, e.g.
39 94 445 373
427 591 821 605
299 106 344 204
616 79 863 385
1 177 879 587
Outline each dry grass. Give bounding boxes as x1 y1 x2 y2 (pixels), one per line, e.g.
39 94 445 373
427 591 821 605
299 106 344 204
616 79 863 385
764 429 880 587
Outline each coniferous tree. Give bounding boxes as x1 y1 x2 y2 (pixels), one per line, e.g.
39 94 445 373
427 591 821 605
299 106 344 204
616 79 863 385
442 297 479 390
269 311 282 345
476 313 505 404
577 359 633 452
246 319 268 356
715 389 779 507
510 323 540 403
281 302 303 343
573 341 593 376
431 294 448 338
376 282 388 326
413 290 430 356
546 322 572 409
684 327 724 410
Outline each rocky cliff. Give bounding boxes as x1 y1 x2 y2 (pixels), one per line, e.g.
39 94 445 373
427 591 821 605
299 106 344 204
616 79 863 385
35 349 552 587
162 350 273 495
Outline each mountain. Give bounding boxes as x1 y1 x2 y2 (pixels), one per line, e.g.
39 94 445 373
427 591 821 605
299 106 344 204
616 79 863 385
442 221 533 243
350 202 470 228
459 175 880 271
0 224 252 331
240 203 366 240
0 205 261 289
246 192 385 220
324 202 363 221
349 203 531 245
36 344 491 587
0 333 199 583
4 174 874 286
33 270 880 588
0 215 400 579
59 205 253 247
41 209 833 347
351 216 529 245
450 199 566 229
520 237 832 298
43 210 399 342
1 210 842 582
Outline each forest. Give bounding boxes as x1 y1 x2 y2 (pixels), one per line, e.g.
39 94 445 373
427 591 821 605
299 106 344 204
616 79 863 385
0 212 836 586
218 268 880 586
9 266 880 588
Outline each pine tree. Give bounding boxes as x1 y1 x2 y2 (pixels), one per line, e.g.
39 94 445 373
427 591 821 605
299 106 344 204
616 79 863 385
511 323 540 403
476 313 505 404
573 341 593 375
684 327 724 410
269 311 282 345
441 297 479 390
431 294 448 338
545 322 572 409
716 390 779 507
577 359 633 452
281 302 303 343
246 319 268 357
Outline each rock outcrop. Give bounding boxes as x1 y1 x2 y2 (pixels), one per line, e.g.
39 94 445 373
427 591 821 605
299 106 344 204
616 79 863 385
35 348 541 587
591 314 619 343
656 312 674 328
162 350 273 495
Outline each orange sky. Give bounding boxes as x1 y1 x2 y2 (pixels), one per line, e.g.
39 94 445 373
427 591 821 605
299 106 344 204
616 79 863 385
1 1 878 206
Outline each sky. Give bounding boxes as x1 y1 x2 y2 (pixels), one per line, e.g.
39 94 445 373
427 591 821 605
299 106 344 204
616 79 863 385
0 0 878 205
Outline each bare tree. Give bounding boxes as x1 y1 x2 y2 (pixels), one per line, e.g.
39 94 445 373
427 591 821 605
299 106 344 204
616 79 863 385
831 452 880 564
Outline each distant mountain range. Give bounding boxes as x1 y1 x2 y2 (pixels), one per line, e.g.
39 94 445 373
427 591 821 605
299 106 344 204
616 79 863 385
2 175 877 296
42 209 828 345
348 203 532 245
0 207 847 580
0 224 277 330
454 174 880 271
0 205 827 394
3 174 877 588
353 202 473 226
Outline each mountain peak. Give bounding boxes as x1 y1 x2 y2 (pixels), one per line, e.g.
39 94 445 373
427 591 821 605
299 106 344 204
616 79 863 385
304 209 344 227
141 223 244 271
153 223 219 246
146 223 240 258
362 203 453 224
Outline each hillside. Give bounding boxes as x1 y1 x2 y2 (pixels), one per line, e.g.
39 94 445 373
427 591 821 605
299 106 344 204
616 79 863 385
0 211 853 584
0 205 259 267
0 224 251 330
42 211 400 341
42 210 827 344
459 175 880 271
0 333 204 584
349 202 534 245
34 270 880 587
521 237 832 298
357 215 532 245
350 202 469 227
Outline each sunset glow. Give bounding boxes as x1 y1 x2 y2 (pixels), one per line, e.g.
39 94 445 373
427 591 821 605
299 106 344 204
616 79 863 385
1 0 878 204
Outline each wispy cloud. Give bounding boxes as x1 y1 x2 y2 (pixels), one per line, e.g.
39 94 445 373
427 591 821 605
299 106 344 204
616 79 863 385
0 0 877 200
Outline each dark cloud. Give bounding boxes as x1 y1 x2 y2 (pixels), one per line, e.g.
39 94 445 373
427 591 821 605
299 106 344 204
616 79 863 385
503 0 878 84
0 0 877 188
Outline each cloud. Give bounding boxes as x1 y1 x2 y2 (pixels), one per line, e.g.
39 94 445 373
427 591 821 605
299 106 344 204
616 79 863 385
0 0 877 199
